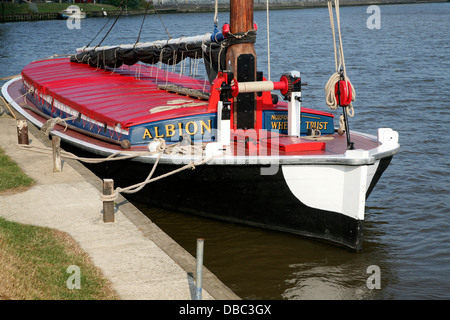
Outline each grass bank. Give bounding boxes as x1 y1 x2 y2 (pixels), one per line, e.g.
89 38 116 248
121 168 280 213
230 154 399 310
0 217 119 300
0 146 118 300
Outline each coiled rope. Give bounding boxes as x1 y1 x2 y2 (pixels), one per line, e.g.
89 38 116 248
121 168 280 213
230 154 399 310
324 0 355 117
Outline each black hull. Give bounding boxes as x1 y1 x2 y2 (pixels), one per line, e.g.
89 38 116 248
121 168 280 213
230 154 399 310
84 157 391 251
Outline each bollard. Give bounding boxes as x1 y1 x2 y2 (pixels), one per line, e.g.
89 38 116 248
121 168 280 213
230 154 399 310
52 136 62 172
16 119 29 145
195 238 204 300
102 179 115 223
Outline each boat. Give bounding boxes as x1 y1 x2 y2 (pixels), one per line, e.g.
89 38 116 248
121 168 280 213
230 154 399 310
58 5 87 20
1 0 399 250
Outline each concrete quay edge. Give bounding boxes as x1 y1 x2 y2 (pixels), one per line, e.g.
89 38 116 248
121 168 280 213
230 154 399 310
0 111 240 301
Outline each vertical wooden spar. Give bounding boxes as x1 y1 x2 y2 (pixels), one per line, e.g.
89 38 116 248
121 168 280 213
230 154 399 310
227 0 257 130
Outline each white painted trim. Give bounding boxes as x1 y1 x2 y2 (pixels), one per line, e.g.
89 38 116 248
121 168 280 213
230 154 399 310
281 162 377 220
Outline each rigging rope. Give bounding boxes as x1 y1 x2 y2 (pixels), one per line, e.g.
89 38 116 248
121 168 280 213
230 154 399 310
324 0 355 117
153 3 172 39
213 0 219 26
95 0 128 49
85 0 128 49
135 0 152 46
266 0 271 81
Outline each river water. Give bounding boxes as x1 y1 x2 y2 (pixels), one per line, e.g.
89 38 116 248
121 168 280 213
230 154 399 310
1 2 449 300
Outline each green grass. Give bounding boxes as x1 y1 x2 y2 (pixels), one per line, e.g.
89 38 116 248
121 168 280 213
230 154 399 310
0 217 119 300
0 147 34 193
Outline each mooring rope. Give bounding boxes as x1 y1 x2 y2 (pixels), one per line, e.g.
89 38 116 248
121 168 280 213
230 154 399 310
0 74 21 81
16 135 223 203
41 115 78 137
99 152 222 202
17 144 157 164
17 137 220 164
0 95 17 119
0 88 33 120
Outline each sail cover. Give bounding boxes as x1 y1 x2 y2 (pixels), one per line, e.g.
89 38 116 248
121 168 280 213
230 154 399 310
70 34 226 83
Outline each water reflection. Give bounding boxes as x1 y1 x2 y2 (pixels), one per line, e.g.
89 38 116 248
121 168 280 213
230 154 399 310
283 263 373 300
136 204 393 300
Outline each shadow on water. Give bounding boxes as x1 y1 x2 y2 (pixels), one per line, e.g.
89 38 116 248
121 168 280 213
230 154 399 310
133 202 397 300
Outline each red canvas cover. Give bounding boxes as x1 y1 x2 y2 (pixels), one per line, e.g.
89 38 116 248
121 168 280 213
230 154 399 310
21 58 212 129
21 58 333 130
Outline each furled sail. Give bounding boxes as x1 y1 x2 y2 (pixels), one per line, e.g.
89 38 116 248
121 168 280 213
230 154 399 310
70 34 227 83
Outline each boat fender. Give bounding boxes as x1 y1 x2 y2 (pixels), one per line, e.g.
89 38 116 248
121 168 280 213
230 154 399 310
120 140 131 149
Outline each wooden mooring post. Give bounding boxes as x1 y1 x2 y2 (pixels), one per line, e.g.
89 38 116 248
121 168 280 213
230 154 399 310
52 136 62 172
16 119 29 145
102 179 115 223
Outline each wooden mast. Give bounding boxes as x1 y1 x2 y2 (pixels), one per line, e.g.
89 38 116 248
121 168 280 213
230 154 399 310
226 0 257 130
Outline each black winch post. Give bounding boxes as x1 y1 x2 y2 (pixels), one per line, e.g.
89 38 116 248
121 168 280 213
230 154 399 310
338 69 354 150
342 105 354 150
219 71 233 121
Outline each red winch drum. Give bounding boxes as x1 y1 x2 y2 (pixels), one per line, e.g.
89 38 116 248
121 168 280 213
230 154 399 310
335 80 353 107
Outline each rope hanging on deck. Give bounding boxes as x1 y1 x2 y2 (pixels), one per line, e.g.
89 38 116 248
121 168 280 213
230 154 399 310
324 0 355 117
